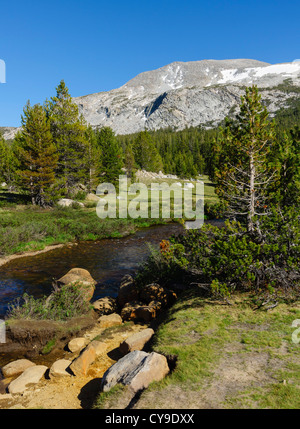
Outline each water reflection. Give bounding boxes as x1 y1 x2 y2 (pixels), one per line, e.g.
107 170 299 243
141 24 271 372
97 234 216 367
0 223 184 317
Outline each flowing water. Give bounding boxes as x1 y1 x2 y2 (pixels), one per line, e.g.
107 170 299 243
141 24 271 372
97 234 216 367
0 223 186 318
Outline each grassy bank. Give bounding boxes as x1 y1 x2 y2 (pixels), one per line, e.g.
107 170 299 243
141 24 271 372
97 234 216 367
95 289 300 409
0 175 219 258
0 205 167 258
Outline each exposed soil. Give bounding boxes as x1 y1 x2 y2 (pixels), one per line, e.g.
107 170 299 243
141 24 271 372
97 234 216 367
0 321 146 409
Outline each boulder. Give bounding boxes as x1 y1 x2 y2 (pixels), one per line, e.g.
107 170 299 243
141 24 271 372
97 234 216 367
1 359 36 378
117 275 139 307
139 283 177 307
134 306 156 322
87 340 108 356
120 301 144 321
57 268 96 301
49 359 72 378
101 350 169 393
68 337 88 353
119 328 155 355
69 345 96 376
98 313 122 328
92 297 117 315
57 198 84 208
8 365 48 394
85 193 100 202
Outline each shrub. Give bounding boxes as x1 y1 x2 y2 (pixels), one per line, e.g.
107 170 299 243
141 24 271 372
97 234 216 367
6 283 92 321
136 207 300 296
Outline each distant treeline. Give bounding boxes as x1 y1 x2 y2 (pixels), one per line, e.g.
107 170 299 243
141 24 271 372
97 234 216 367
118 96 300 179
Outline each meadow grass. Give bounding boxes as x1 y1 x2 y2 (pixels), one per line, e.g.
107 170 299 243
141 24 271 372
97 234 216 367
94 289 300 409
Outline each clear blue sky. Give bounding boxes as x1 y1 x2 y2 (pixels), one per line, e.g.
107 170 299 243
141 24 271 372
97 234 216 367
0 0 299 127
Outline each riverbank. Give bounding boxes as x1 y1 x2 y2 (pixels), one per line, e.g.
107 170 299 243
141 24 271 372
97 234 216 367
1 288 299 409
0 204 171 261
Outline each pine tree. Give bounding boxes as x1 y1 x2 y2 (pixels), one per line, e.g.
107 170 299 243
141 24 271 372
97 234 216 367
0 135 18 187
133 131 163 172
47 80 89 196
273 126 300 207
16 102 58 206
213 86 277 236
95 127 123 187
124 143 135 179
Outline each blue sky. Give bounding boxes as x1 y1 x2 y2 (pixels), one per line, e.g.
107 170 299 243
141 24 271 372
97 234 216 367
0 0 299 126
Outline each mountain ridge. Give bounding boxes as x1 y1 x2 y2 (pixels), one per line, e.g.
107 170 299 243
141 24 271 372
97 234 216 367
73 58 300 134
2 59 299 140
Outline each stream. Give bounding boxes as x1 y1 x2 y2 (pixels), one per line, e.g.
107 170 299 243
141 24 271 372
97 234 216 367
0 223 186 318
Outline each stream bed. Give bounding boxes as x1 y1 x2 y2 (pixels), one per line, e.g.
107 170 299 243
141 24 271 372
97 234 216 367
0 223 185 317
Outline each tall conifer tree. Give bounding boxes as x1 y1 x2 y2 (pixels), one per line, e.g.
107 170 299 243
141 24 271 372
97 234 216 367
16 102 58 206
47 80 89 196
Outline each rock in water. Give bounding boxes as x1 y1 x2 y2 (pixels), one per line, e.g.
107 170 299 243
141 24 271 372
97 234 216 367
57 268 96 301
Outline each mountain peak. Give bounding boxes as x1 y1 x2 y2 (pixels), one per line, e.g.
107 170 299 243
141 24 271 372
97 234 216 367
73 59 299 134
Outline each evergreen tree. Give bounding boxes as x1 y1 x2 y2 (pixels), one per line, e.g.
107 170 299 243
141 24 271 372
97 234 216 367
95 127 123 187
0 135 18 187
47 80 89 196
213 86 277 236
273 126 300 207
124 143 136 179
16 102 58 206
85 125 100 192
133 131 163 172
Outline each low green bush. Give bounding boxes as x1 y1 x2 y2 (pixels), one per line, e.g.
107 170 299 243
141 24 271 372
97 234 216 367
137 207 300 297
6 283 92 321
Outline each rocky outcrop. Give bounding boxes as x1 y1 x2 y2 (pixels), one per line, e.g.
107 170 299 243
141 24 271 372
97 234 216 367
117 276 177 322
120 301 144 321
8 365 48 394
139 283 177 307
73 59 300 135
101 350 169 393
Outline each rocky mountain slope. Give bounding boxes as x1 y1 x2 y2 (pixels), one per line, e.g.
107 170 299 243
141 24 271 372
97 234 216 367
74 59 300 135
2 59 299 140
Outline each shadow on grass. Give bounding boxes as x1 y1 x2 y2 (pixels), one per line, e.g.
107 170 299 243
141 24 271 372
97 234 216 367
0 190 31 205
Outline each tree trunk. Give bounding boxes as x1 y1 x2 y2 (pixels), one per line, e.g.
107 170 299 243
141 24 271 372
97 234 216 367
248 152 255 234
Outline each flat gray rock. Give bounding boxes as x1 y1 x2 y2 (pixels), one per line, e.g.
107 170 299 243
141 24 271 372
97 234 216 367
101 350 169 393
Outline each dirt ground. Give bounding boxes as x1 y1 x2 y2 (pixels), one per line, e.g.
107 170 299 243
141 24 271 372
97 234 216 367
0 322 146 409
